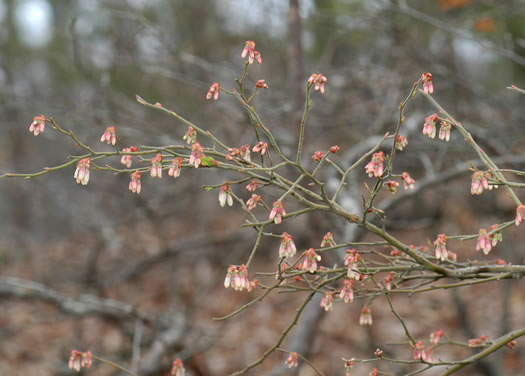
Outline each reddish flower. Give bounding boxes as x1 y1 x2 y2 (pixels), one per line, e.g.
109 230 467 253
100 125 117 145
252 141 268 155
218 184 233 207
226 148 240 161
413 340 425 360
168 157 183 178
320 292 334 312
190 142 205 168
183 126 197 144
369 368 378 376
246 179 258 192
241 40 262 64
29 114 46 136
206 82 220 100
359 307 373 326
423 113 439 139
384 273 394 290
506 340 517 349
129 171 141 194
344 359 355 375
121 146 138 168
401 171 415 190
246 194 261 211
330 145 340 153
489 224 502 247
476 228 492 255
395 135 408 151
339 279 354 303
285 352 298 368
430 329 444 344
308 73 328 93
150 153 163 178
68 350 92 372
256 79 268 88
171 359 185 376
515 204 525 226
391 248 401 256
433 234 448 261
496 258 507 265
279 232 297 258
468 335 490 347
344 249 361 280
448 251 457 262
240 144 251 162
321 232 335 248
303 248 321 273
421 72 434 94
439 120 452 142
224 264 252 291
471 171 489 195
365 151 384 178
269 201 286 224
375 349 384 357
74 158 91 185
312 151 324 162
386 180 400 194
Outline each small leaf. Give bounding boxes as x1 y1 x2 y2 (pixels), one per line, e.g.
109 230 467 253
201 156 218 167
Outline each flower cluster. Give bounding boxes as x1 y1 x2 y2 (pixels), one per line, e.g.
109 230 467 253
413 341 432 362
120 146 138 168
206 82 220 100
515 204 525 226
224 265 257 292
150 153 163 178
241 40 262 64
433 233 448 261
421 72 434 94
359 307 373 326
183 126 197 144
330 145 340 153
423 114 439 139
252 141 268 155
246 179 258 192
269 201 286 224
74 158 91 186
218 184 233 207
401 172 415 190
246 194 261 210
279 232 297 258
256 79 268 88
302 248 321 273
344 249 361 280
339 279 354 303
171 359 185 376
468 335 490 347
312 151 324 162
476 228 492 255
439 120 452 141
168 157 184 178
395 135 408 151
68 350 92 372
320 292 334 311
307 73 328 93
365 151 384 178
189 142 204 168
29 115 46 136
386 180 400 194
430 329 444 344
320 232 335 248
100 126 117 145
129 171 141 194
285 352 298 368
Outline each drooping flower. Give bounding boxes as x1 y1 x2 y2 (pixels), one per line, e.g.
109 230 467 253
307 73 328 93
189 142 205 168
439 120 452 142
246 194 261 211
384 273 393 290
365 151 384 178
447 251 457 262
246 179 258 192
285 352 298 368
476 228 492 255
489 224 502 247
206 82 220 100
68 350 92 372
303 248 321 273
471 171 489 195
183 126 197 144
421 72 434 94
423 114 438 139
252 141 268 155
359 307 373 326
413 341 425 360
269 201 286 224
240 144 251 162
279 232 297 258
433 234 448 261
29 114 46 136
312 151 324 162
171 359 185 376
395 135 408 151
339 279 354 303
321 232 335 248
150 153 163 178
241 40 262 64
515 204 525 226
401 172 415 190
430 329 444 344
320 292 334 312
375 349 384 358
168 157 183 178
253 50 263 64
129 171 141 194
224 264 252 291
344 249 361 280
100 126 117 145
74 158 91 185
121 146 138 168
369 368 378 376
256 79 268 88
330 145 340 153
218 184 233 207
386 180 400 194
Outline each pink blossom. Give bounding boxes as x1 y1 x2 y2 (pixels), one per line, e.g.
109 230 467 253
344 249 361 280
252 141 268 155
74 158 91 185
224 264 253 292
168 157 183 178
285 352 298 368
401 172 415 190
241 40 262 64
339 279 354 303
384 273 393 290
279 232 297 258
489 224 502 247
121 146 138 168
246 194 261 211
430 329 444 344
468 335 490 347
269 201 286 224
448 251 457 262
246 179 258 192
29 114 46 136
150 153 163 178
439 120 452 142
421 72 434 94
253 50 263 64
226 148 240 161
100 125 117 145
423 113 438 139
189 142 205 168
369 368 378 376
256 79 268 88
183 126 197 144
330 145 340 153
68 350 92 372
129 171 141 194
303 248 321 273
365 151 384 178
240 144 251 162
413 340 425 360
206 82 220 100
312 151 324 162
218 184 233 207
307 73 328 93
433 234 448 261
171 359 185 376
321 232 335 248
359 307 373 326
395 135 408 151
515 204 525 226
471 171 489 195
476 228 492 255
386 180 400 194
320 292 334 312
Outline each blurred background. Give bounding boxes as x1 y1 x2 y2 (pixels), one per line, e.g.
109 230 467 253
1 0 525 375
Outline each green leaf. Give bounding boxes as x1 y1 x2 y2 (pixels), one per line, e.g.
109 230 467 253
200 156 218 167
